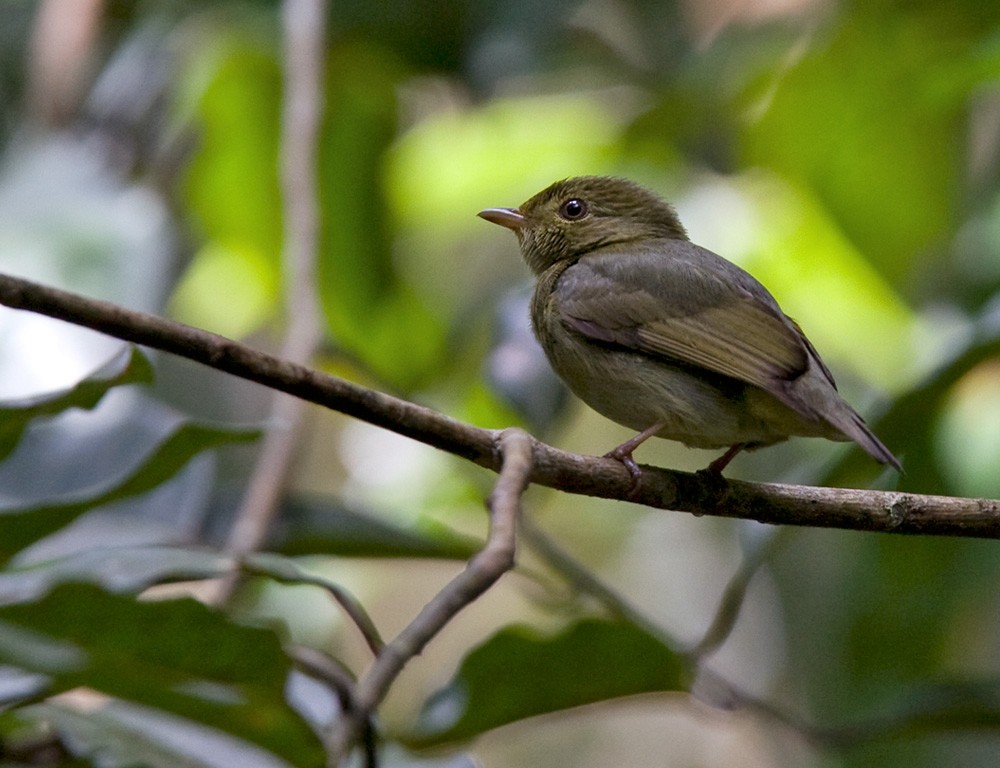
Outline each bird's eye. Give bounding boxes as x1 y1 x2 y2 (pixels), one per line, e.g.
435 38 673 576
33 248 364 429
558 198 589 221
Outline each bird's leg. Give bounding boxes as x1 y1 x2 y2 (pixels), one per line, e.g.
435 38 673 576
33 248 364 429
604 422 665 488
704 443 746 475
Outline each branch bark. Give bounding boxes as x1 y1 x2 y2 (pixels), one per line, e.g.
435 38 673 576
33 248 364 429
0 271 999 538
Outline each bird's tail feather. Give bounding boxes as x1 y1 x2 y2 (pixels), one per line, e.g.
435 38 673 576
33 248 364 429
828 405 902 472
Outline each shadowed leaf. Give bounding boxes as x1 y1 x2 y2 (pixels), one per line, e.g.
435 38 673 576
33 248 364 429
0 346 153 462
0 422 260 565
0 584 324 767
267 495 481 560
408 618 687 746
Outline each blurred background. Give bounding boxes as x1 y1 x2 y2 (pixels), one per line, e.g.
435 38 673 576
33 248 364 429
1 0 1000 766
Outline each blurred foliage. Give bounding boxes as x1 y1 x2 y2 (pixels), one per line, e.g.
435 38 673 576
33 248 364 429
0 415 261 565
1 1 1000 767
0 346 152 463
408 617 687 747
0 583 326 767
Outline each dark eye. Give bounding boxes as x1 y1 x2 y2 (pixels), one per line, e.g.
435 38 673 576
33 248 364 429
558 198 589 221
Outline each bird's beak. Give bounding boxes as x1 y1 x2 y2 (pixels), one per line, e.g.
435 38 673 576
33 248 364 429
478 207 526 231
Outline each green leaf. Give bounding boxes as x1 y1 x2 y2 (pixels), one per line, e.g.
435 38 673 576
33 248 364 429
0 546 233 606
0 584 325 768
737 5 995 280
269 495 481 560
0 520 477 614
0 346 153 463
318 42 402 336
183 42 282 263
0 545 383 654
407 618 688 746
0 422 260 565
865 680 1000 739
27 700 296 768
317 43 451 389
177 40 283 337
821 309 1000 492
169 240 279 339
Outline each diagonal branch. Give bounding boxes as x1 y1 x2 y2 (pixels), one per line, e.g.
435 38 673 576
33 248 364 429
325 427 534 764
519 515 681 649
0 271 999 537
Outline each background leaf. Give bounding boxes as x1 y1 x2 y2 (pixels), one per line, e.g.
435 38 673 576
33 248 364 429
0 346 152 462
0 546 233 605
262 494 481 559
0 584 325 768
0 421 260 564
407 617 688 746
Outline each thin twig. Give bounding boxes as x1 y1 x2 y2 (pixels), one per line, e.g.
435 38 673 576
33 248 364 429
287 643 359 711
286 644 379 767
240 555 385 656
224 0 327 559
325 428 534 764
689 526 785 659
523 516 779 660
519 523 844 748
0 272 999 537
519 515 682 650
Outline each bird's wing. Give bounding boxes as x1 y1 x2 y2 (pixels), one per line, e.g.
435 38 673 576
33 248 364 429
554 240 812 393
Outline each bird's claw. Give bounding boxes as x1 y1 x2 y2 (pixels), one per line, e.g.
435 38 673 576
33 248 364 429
602 422 666 496
604 447 643 495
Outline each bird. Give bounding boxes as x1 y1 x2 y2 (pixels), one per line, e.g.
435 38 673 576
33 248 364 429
478 175 901 479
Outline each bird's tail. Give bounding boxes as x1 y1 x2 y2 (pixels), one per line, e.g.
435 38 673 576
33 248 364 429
827 403 902 472
781 358 902 472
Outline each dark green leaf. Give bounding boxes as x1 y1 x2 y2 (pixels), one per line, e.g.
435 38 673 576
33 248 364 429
316 43 448 389
407 618 688 746
0 584 324 767
0 546 233 605
0 346 153 462
318 42 402 335
864 680 1000 739
268 495 481 560
0 422 260 564
0 545 380 653
177 41 283 337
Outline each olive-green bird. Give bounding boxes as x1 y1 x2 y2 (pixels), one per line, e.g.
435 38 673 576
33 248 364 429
479 175 901 477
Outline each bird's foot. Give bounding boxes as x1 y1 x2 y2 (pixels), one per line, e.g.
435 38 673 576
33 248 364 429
700 443 746 477
604 423 666 496
604 445 643 495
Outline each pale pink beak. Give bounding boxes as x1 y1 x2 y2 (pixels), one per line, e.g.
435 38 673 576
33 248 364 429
478 207 526 231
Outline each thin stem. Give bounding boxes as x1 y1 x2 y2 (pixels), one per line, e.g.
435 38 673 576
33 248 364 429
240 555 385 656
325 428 534 764
689 526 785 659
224 0 327 559
519 515 682 650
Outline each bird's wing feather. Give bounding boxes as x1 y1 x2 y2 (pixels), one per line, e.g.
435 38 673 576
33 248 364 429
555 240 810 392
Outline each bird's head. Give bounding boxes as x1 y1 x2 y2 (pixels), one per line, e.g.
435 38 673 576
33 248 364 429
479 175 688 274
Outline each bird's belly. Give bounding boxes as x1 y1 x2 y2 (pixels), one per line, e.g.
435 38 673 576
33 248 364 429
544 335 821 449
